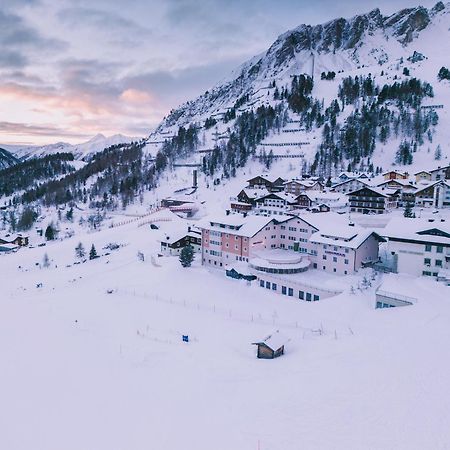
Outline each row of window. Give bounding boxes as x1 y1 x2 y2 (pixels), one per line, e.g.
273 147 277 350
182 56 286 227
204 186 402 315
376 302 395 309
322 255 349 264
259 280 319 301
323 245 349 253
424 258 443 267
422 271 438 277
425 244 444 253
204 259 223 267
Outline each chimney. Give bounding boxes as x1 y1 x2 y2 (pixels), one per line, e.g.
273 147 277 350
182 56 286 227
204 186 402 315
188 226 191 232
243 212 248 218
226 209 230 216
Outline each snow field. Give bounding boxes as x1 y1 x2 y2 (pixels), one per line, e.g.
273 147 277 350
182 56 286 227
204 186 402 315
1 212 450 450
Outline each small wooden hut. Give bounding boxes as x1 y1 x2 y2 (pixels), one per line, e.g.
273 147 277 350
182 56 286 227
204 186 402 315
252 330 289 359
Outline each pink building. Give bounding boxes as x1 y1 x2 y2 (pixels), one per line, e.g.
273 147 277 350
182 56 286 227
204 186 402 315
199 214 294 268
199 212 384 276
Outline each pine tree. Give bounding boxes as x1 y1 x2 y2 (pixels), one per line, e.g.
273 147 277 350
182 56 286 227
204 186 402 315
403 202 415 218
435 145 442 161
75 242 85 259
45 223 56 241
179 245 194 268
89 244 98 260
66 207 74 221
17 206 37 231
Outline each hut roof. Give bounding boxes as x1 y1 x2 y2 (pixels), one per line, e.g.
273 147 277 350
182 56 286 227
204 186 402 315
252 330 289 352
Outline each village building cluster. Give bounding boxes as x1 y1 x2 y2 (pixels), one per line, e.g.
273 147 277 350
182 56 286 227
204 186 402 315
158 163 450 308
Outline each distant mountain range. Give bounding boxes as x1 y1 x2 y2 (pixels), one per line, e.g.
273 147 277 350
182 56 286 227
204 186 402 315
2 134 140 161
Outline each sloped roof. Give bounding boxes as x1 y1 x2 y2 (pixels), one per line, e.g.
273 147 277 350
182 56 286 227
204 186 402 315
382 217 450 245
310 229 384 249
252 330 289 351
197 214 293 238
347 186 388 197
415 179 450 195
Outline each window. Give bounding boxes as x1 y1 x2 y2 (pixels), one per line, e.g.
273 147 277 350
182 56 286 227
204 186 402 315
322 266 326 270
265 281 270 289
436 260 442 267
272 283 277 291
260 280 264 287
425 244 432 252
282 286 287 295
313 263 317 269
299 290 304 300
437 246 443 253
422 271 431 276
344 259 349 265
288 288 293 296
322 255 327 260
333 268 336 273
424 258 431 266
306 293 312 301
333 257 337 263
313 295 319 301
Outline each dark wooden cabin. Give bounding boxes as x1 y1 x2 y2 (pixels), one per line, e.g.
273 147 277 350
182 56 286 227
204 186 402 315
252 330 289 359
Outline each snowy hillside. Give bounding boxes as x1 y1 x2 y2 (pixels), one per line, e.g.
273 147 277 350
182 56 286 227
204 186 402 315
0 147 19 169
1 205 450 450
3 134 140 161
147 2 450 174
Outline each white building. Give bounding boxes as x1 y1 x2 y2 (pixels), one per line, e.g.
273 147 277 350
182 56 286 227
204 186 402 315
382 217 450 278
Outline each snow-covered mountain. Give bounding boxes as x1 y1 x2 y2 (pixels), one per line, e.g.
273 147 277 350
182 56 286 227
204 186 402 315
159 3 448 129
3 134 140 161
149 2 450 172
0 147 19 169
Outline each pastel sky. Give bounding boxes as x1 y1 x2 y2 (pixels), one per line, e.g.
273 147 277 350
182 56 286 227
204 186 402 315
0 0 437 145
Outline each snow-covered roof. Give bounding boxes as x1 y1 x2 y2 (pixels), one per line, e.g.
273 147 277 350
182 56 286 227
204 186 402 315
0 233 27 242
198 213 292 238
382 217 450 245
376 178 416 189
161 229 200 245
347 186 388 197
284 179 322 187
238 188 271 201
256 191 299 204
253 330 289 351
296 212 353 235
331 178 369 189
0 243 19 251
309 228 383 249
247 174 285 184
415 180 450 195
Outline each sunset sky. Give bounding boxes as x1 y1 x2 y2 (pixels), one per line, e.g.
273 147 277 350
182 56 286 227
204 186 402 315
1 0 436 145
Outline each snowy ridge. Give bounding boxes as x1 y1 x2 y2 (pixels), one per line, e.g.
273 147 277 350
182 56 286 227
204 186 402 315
3 134 140 161
0 147 19 169
149 2 450 172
